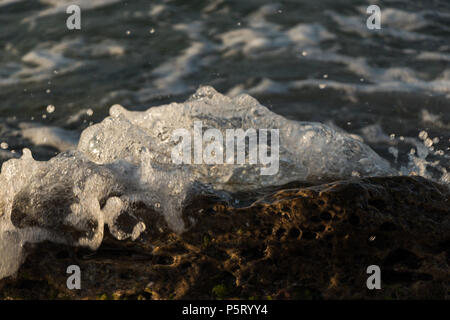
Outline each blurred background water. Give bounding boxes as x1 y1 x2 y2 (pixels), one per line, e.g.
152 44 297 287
0 0 449 179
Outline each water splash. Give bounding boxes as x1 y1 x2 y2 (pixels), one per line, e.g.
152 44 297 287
0 86 422 280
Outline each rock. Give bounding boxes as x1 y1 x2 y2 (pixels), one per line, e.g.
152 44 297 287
0 176 448 300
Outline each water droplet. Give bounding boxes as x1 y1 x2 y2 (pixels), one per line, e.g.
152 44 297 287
418 130 428 140
46 104 55 113
424 138 433 148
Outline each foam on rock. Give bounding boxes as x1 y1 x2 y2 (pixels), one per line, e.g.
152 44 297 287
0 86 394 279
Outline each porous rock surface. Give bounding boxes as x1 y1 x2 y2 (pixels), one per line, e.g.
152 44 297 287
0 176 448 300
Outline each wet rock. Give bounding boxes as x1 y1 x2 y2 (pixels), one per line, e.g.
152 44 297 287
0 176 448 300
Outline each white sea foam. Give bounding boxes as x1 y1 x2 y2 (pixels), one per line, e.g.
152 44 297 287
0 37 125 86
0 40 82 85
145 4 336 99
0 86 396 279
19 123 79 151
226 47 450 98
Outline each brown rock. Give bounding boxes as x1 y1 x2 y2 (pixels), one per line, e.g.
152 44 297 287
1 176 449 300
